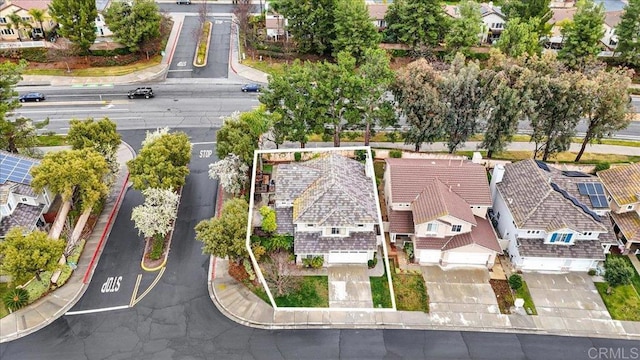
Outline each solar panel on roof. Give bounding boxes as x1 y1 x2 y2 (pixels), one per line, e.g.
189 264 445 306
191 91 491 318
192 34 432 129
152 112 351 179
577 183 588 195
593 183 604 194
535 160 550 172
589 195 609 208
550 182 602 222
0 152 38 185
562 170 590 177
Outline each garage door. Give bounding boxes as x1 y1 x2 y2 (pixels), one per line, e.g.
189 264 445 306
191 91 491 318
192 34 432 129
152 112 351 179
521 258 565 271
447 252 490 266
417 250 441 264
327 251 369 264
569 259 596 271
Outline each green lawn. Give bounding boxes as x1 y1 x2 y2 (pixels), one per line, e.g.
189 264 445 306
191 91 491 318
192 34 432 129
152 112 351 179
392 267 429 312
608 254 640 294
36 134 68 147
370 271 393 308
514 281 538 315
273 276 329 307
595 283 640 321
23 55 162 77
262 164 273 174
0 282 10 318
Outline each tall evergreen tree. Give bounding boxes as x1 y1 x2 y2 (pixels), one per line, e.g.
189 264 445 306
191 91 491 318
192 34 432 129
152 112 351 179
383 0 449 49
444 0 483 57
495 17 542 57
275 0 336 55
104 0 162 53
558 0 605 69
331 0 380 62
49 0 98 53
614 0 640 67
502 0 552 35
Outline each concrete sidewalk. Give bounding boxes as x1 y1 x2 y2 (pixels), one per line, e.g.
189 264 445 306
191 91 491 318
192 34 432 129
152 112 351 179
0 142 135 343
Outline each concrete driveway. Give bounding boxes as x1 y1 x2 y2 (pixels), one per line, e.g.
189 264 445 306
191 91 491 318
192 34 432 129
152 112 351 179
422 266 500 315
328 266 373 308
522 272 610 319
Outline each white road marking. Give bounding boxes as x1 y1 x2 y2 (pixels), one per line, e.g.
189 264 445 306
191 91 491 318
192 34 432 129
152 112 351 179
65 305 129 315
192 141 217 145
16 109 130 114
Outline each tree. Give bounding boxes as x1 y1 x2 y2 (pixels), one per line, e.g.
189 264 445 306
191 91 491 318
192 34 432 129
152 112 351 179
261 250 301 296
259 60 320 147
6 13 26 42
392 59 445 152
355 48 397 146
575 68 633 161
0 228 65 285
127 130 192 191
195 198 249 261
0 60 25 118
604 256 634 287
68 117 121 156
131 188 180 241
508 274 523 290
0 117 50 155
259 206 277 233
558 0 605 70
439 54 484 153
480 52 529 158
49 0 98 53
275 0 336 55
28 8 48 39
383 0 449 49
103 0 162 53
502 0 552 35
216 110 269 165
615 0 640 67
495 17 542 57
444 0 483 56
208 154 249 197
331 0 380 62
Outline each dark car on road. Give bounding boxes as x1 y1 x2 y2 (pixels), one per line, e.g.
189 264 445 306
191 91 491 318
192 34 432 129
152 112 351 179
176 0 191 3
128 87 154 99
241 83 262 92
19 92 46 102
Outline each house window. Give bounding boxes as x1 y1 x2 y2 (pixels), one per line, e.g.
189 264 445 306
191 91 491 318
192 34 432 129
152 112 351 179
426 223 438 233
550 233 573 244
21 16 31 22
451 225 462 232
21 197 28 202
626 205 634 210
1 29 15 35
7 202 12 211
608 196 612 202
307 224 314 227
331 227 340 235
357 224 365 227
583 232 592 236
0 18 6 24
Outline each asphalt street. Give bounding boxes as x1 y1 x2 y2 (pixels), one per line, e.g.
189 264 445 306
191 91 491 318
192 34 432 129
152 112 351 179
1 127 639 360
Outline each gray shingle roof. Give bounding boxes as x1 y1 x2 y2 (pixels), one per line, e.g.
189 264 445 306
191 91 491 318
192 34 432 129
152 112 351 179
412 179 477 226
517 237 605 260
0 203 45 237
275 207 294 235
598 163 640 205
496 159 607 232
294 231 377 253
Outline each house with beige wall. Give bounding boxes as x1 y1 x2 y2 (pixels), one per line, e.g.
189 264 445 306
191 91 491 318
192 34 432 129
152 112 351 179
0 0 55 41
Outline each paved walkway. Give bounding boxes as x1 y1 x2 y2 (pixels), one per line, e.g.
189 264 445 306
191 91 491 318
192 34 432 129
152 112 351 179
0 143 135 343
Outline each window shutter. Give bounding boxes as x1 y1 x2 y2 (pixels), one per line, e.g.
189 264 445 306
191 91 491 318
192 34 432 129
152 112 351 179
565 234 572 243
550 233 558 243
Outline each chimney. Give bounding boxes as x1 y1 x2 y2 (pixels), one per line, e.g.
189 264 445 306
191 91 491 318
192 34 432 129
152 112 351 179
449 185 452 192
489 164 505 200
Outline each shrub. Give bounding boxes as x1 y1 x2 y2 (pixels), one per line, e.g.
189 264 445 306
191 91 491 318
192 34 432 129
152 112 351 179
371 150 376 159
21 48 48 62
604 256 634 287
149 235 164 260
294 152 302 162
259 206 277 233
243 259 256 281
368 255 378 269
594 162 611 173
508 274 523 290
354 149 367 162
389 150 403 158
3 287 29 311
303 256 324 269
588 269 597 276
403 242 414 262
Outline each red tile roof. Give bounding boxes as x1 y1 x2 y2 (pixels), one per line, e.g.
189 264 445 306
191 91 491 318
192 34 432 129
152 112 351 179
1 0 51 11
388 210 415 234
415 216 501 253
367 4 388 20
385 158 491 206
412 179 477 226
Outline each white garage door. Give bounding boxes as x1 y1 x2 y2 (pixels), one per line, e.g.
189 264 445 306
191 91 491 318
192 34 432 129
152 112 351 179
569 259 595 271
418 250 441 264
447 252 490 265
327 251 369 264
521 258 565 271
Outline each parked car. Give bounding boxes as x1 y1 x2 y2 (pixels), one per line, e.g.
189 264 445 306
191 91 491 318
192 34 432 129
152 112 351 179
241 83 262 92
128 87 154 99
176 0 191 4
19 92 46 102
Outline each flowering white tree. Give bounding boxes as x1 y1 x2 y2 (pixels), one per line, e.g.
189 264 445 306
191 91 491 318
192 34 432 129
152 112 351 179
208 154 249 196
141 127 171 147
131 188 180 240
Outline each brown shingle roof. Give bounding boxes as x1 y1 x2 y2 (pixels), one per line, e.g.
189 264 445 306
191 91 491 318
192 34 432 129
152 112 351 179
414 216 501 253
610 211 640 242
386 158 491 206
598 163 640 206
367 4 388 20
604 10 623 28
496 159 607 232
412 179 477 226
517 237 605 260
294 231 377 253
388 210 415 234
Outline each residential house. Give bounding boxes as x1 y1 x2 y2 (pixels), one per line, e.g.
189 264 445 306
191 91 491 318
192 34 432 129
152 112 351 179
0 0 55 41
444 2 506 44
95 0 113 37
265 13 287 41
598 163 640 254
0 151 52 238
602 10 623 49
384 158 502 269
273 150 381 265
367 3 388 31
490 160 618 272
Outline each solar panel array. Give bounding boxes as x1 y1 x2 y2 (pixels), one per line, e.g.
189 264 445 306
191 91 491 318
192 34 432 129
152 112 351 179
0 152 38 185
535 160 550 172
562 170 590 177
550 182 601 222
577 182 608 209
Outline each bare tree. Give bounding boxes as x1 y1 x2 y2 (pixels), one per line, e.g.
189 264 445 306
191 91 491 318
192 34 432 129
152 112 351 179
233 0 253 48
261 251 300 296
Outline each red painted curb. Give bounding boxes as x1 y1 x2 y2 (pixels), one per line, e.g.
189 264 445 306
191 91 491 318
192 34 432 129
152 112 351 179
166 18 183 65
229 22 238 75
82 173 130 284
